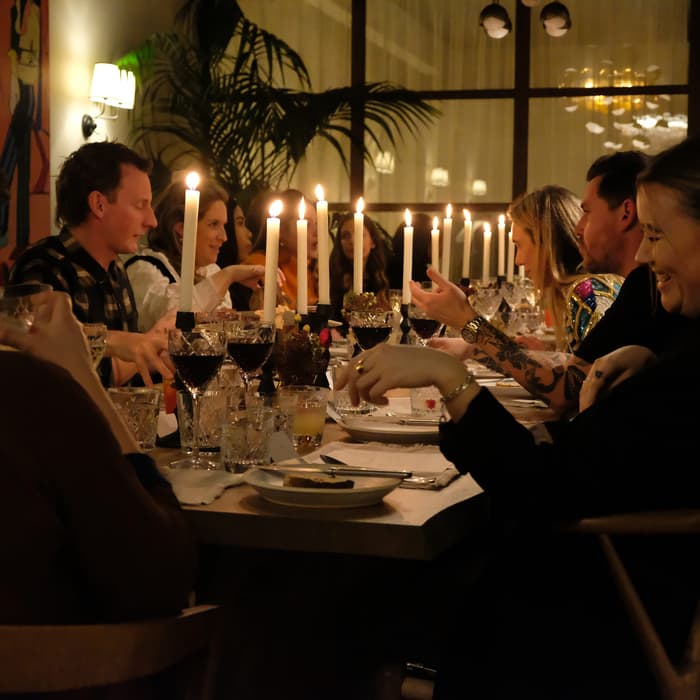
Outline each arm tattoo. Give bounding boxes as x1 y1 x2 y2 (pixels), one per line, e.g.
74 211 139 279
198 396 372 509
470 321 590 409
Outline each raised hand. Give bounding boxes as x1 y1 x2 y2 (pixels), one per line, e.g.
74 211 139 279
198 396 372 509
409 267 476 329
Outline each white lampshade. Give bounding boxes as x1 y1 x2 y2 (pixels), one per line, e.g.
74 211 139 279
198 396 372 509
88 63 135 110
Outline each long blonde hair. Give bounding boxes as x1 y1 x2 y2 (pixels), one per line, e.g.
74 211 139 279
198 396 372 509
508 185 582 347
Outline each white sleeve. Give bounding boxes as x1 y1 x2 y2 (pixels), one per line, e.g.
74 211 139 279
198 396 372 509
127 260 181 333
191 264 228 313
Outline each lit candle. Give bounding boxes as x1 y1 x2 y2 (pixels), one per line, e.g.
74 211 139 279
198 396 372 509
441 203 452 281
497 214 506 277
353 197 364 293
314 185 330 305
296 196 308 314
462 209 472 280
431 216 440 289
179 172 200 312
402 209 414 304
263 199 282 324
506 226 515 283
482 222 492 285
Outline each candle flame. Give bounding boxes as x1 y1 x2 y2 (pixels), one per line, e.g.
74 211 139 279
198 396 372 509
314 184 325 201
404 209 412 227
499 214 505 225
446 203 453 219
356 197 365 214
463 208 471 222
484 222 492 234
298 196 306 220
185 171 200 190
432 216 439 231
269 199 283 218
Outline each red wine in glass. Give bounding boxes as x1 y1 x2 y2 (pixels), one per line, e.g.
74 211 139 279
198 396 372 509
170 353 224 393
351 325 392 350
409 317 440 340
226 340 274 375
168 327 226 470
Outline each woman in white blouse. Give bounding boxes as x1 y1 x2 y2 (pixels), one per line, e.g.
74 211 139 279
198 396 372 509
126 179 265 332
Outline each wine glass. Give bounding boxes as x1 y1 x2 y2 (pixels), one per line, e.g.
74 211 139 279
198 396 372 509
348 310 393 351
82 323 108 368
471 279 503 322
168 326 226 469
0 282 52 330
224 312 276 394
408 305 442 346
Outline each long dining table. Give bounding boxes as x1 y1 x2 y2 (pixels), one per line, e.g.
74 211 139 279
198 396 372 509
154 421 488 561
154 380 559 700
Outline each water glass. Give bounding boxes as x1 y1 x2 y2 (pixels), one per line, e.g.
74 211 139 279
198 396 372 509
0 282 52 331
220 407 275 473
278 385 329 455
177 388 228 454
108 386 161 451
329 362 373 415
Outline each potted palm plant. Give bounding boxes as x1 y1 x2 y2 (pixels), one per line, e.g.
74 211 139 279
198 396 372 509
117 0 439 201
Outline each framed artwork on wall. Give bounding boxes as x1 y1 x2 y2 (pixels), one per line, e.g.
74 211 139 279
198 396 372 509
0 0 50 281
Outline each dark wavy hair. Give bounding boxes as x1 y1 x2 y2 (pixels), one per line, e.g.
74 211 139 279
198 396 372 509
148 178 229 272
586 150 649 210
329 211 391 314
55 141 152 228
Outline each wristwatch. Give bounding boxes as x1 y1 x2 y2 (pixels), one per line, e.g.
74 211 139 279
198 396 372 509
460 315 486 343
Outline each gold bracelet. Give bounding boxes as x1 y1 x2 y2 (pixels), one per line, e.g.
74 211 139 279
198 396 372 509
440 372 475 403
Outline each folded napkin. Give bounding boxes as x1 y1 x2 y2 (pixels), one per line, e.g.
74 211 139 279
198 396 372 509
305 441 460 491
162 466 245 505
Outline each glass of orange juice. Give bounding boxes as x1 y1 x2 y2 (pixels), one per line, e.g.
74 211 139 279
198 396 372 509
278 385 329 456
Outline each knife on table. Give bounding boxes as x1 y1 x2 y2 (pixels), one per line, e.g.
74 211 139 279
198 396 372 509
261 464 413 479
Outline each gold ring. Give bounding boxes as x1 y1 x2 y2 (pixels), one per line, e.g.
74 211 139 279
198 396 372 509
354 360 365 375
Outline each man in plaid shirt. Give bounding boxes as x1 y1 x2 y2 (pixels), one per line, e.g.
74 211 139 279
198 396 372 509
9 141 173 386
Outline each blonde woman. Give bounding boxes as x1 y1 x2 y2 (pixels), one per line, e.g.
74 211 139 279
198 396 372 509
508 185 622 352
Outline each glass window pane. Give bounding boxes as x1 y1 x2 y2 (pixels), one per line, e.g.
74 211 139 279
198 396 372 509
367 0 515 90
365 100 514 205
365 208 511 285
528 95 688 193
531 0 689 88
288 139 351 204
238 0 351 90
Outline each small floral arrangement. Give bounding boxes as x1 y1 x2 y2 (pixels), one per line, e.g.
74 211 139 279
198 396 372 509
273 314 331 387
341 290 389 317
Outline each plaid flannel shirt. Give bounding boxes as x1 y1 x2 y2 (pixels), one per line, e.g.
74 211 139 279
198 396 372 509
8 228 139 332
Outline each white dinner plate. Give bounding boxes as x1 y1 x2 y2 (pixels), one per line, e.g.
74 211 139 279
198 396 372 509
338 416 440 444
244 467 401 508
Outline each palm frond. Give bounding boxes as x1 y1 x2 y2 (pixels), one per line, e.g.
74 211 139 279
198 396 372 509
116 4 439 198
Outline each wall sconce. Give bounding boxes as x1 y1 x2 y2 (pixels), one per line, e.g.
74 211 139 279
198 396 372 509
540 2 571 37
430 168 450 188
81 63 136 139
472 179 488 197
374 150 395 174
479 2 512 39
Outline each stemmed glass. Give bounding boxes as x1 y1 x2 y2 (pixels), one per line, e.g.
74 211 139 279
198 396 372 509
224 312 276 395
168 326 226 469
408 305 442 346
82 323 108 368
471 279 503 322
348 310 394 351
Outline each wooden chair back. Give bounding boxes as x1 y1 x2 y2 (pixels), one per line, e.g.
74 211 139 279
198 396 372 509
564 510 700 700
0 603 223 698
